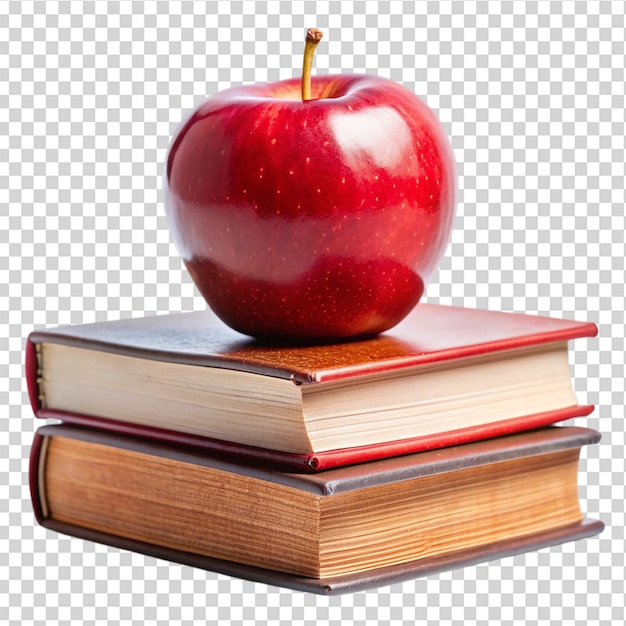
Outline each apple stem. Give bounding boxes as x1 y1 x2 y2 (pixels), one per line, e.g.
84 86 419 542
301 28 323 101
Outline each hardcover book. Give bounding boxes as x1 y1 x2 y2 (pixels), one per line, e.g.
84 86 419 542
30 424 604 594
26 303 597 470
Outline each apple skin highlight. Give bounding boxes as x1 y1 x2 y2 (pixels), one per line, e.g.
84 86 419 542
164 74 456 340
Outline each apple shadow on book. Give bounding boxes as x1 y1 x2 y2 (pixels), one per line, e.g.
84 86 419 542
226 333 422 370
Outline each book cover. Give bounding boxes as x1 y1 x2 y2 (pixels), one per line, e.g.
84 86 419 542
36 516 604 595
32 405 595 471
30 424 604 594
26 303 598 386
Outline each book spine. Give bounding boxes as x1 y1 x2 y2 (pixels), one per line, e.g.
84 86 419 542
25 337 42 414
28 430 47 524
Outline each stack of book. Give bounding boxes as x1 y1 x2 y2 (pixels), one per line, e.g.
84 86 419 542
26 303 603 594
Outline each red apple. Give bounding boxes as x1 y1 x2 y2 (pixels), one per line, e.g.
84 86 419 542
164 32 456 340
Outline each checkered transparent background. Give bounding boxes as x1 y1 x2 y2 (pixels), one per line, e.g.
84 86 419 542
2 1 625 624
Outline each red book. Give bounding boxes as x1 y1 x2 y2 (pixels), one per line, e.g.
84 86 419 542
30 424 604 594
25 303 597 470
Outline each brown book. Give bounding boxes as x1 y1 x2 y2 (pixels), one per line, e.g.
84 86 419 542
30 424 603 594
26 303 597 470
